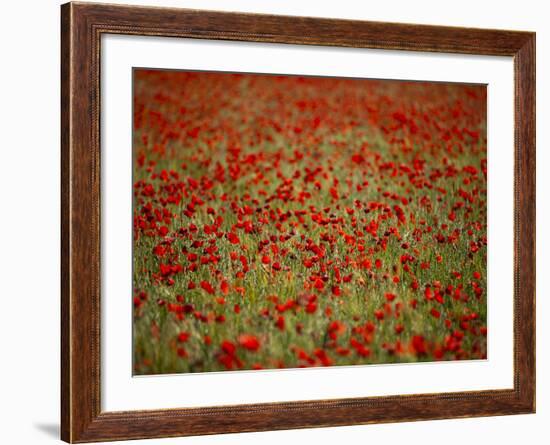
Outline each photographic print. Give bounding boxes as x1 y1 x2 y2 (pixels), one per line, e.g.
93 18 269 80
132 69 487 375
61 5 535 440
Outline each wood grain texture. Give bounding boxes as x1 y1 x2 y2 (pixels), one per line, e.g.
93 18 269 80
60 4 71 441
60 2 536 442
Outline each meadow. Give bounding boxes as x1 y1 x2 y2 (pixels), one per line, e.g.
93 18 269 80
132 70 487 375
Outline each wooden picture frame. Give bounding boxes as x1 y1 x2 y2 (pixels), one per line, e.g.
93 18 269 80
61 2 535 442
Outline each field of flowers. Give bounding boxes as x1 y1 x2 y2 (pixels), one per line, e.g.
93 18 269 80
132 69 487 375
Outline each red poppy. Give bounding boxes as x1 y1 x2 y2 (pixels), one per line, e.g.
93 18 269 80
220 280 229 295
238 334 260 351
411 335 427 355
177 332 190 342
200 280 215 295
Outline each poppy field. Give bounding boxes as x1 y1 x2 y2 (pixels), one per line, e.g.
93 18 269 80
132 69 487 375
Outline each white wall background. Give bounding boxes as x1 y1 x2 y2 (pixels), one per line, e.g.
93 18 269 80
0 0 545 444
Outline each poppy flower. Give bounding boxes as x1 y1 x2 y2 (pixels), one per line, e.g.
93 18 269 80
305 302 317 313
238 334 260 351
411 335 427 355
220 280 229 295
177 332 190 342
200 280 215 295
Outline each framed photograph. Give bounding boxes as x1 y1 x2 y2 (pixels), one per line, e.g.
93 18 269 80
61 2 535 442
